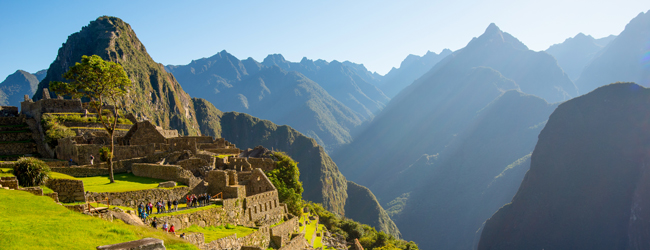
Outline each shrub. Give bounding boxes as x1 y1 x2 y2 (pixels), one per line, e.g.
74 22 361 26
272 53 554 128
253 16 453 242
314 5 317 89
266 152 303 216
99 147 112 162
12 157 50 187
42 118 75 148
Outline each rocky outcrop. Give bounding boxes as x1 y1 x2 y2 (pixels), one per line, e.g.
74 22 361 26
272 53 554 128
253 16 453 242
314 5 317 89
479 82 650 250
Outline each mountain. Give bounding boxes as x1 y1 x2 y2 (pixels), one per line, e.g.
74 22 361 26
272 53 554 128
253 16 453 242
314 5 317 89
33 70 47 82
575 10 650 94
192 98 400 238
546 33 615 81
0 70 39 107
333 23 571 249
479 82 650 250
167 51 370 152
262 54 389 120
341 61 383 86
33 16 200 135
378 49 452 98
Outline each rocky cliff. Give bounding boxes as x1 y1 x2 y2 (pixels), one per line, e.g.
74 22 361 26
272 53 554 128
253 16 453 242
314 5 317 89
33 16 200 135
479 82 650 250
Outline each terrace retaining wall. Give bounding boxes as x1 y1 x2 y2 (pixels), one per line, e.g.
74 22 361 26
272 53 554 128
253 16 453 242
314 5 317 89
46 179 85 203
86 186 191 208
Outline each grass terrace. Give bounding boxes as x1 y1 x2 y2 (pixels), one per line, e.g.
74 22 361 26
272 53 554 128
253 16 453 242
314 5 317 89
179 225 257 242
149 204 221 218
0 189 197 250
51 172 187 193
299 212 331 249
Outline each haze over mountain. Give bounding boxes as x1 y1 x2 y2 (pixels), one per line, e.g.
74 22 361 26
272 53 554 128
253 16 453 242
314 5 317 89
545 33 616 81
377 49 453 98
333 23 570 249
166 51 394 152
576 10 650 94
0 70 39 107
479 83 650 250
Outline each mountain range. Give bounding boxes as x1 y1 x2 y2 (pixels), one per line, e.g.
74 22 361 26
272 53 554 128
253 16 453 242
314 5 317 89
545 33 616 81
0 70 40 107
25 16 399 237
333 23 575 249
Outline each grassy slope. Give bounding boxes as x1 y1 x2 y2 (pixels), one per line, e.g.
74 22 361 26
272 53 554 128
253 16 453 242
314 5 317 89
179 225 257 242
0 189 197 250
51 172 186 193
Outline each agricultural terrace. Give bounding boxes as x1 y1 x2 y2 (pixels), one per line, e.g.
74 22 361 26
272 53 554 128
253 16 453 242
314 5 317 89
0 188 197 250
51 172 187 193
179 225 258 242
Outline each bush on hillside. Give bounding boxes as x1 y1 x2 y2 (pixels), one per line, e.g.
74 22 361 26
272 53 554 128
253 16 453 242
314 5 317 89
266 152 303 216
12 157 50 187
42 118 75 148
307 202 419 250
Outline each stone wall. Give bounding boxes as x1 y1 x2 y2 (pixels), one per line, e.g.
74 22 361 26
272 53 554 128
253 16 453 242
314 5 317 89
245 169 276 196
45 192 59 203
0 177 19 189
86 187 191 208
0 142 37 155
193 226 270 250
243 190 283 226
123 121 167 146
0 131 33 141
168 137 199 154
96 238 166 250
196 153 216 168
21 98 84 119
56 139 155 165
228 158 252 171
239 226 270 249
0 115 25 125
206 148 241 155
46 179 86 203
132 163 198 187
278 233 309 250
178 158 209 176
270 217 300 248
144 205 242 230
207 170 246 199
19 186 44 196
0 106 19 117
51 166 127 177
247 158 275 172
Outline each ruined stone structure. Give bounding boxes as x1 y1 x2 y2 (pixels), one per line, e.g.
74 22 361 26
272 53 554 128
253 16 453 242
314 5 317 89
0 177 19 190
46 179 85 203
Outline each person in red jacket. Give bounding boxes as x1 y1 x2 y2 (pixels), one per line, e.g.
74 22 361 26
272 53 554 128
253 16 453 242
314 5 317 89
168 224 175 235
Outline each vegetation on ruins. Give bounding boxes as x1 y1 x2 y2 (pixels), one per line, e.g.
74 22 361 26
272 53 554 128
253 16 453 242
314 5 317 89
50 54 132 183
42 115 76 148
266 152 303 216
12 157 50 187
0 189 197 249
307 202 419 250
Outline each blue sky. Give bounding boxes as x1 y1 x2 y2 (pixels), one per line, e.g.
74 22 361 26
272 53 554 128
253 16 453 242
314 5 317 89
1 0 649 80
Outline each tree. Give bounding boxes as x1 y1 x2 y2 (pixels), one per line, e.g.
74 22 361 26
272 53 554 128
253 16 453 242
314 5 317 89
266 151 304 215
50 55 132 183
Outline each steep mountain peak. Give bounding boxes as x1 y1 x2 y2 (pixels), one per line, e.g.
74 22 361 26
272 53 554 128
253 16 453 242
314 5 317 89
261 54 289 67
33 15 200 135
470 23 529 51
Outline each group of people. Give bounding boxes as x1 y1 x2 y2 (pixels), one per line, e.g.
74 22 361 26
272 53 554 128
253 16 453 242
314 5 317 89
151 218 176 235
137 199 180 220
185 193 211 207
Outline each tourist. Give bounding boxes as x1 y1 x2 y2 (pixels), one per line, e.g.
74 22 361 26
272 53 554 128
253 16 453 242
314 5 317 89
147 202 153 215
207 194 211 206
173 199 178 211
151 219 158 229
162 222 168 232
90 154 94 165
180 233 185 239
167 200 171 212
192 194 197 207
186 195 190 207
197 194 203 207
169 224 176 235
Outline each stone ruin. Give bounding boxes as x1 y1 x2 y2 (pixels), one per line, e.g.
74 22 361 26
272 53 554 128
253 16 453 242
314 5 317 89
1 95 313 250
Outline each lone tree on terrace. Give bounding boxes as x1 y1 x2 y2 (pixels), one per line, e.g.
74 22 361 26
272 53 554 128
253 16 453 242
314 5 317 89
50 55 132 183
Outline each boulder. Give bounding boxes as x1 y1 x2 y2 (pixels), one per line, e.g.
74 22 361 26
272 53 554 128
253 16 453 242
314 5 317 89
157 181 176 188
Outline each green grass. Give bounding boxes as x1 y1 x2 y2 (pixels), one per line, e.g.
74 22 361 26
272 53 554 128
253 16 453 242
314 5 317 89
53 173 186 193
149 204 221 218
179 225 257 242
0 168 13 177
0 188 197 250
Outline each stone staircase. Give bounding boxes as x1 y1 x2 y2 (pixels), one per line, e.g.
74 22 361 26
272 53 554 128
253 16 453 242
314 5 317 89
0 114 38 161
